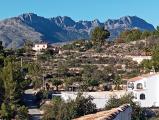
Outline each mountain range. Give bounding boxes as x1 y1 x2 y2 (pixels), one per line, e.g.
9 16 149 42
0 13 155 48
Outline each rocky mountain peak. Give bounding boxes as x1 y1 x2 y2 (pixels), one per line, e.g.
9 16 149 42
51 16 76 27
91 19 102 27
0 13 155 48
18 13 38 22
105 16 154 30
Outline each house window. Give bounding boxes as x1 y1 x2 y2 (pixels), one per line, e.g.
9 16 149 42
128 83 134 89
136 83 143 89
140 94 145 100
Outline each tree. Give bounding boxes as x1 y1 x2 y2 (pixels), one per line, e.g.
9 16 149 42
42 104 56 120
140 45 159 72
28 62 43 89
42 94 97 120
24 40 33 55
0 103 12 119
152 46 159 71
2 59 17 104
126 29 142 42
88 80 99 91
105 94 146 120
52 79 63 91
140 59 153 72
57 63 68 77
119 29 142 43
92 69 108 82
0 103 8 118
43 97 76 120
15 106 29 120
74 93 97 117
2 57 29 104
0 71 4 105
84 40 93 50
141 31 151 39
0 41 4 54
91 27 110 46
113 74 122 90
0 55 4 68
0 47 29 119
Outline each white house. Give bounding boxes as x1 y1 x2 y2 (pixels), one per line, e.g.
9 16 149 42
53 91 127 109
32 43 48 51
127 72 159 107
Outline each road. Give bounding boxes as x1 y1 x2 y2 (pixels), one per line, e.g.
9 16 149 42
23 89 42 120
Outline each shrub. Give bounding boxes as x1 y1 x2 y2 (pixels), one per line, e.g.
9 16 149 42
105 94 146 120
42 93 97 120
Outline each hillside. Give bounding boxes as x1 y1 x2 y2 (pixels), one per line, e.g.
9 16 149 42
0 13 155 48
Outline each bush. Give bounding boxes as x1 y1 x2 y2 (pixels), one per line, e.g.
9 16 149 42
94 46 103 53
15 106 28 120
42 93 97 120
74 93 97 117
105 94 147 120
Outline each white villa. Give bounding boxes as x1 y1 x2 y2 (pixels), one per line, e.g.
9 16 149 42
53 91 127 109
127 72 159 107
32 43 48 51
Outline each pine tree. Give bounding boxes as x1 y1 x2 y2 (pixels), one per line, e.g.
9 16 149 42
2 59 17 104
91 27 110 46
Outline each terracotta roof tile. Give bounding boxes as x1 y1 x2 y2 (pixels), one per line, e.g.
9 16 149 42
73 104 131 120
128 76 143 82
128 73 159 82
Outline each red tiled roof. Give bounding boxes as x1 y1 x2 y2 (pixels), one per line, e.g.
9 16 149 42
128 76 143 82
73 104 131 120
128 73 159 82
142 73 157 77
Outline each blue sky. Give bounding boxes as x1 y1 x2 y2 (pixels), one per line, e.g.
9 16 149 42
0 0 158 27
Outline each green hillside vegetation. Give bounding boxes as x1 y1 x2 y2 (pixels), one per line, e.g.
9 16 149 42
0 42 30 119
42 94 96 120
116 26 159 43
1 26 159 119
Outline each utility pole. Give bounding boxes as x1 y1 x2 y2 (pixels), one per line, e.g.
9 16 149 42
43 74 45 89
21 57 23 68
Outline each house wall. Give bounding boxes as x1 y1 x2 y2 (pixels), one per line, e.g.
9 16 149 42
58 91 127 109
128 74 159 107
144 74 159 107
32 44 47 51
114 106 132 120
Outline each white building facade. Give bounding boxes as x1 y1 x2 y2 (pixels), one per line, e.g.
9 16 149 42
53 91 127 109
127 73 159 107
32 43 48 51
